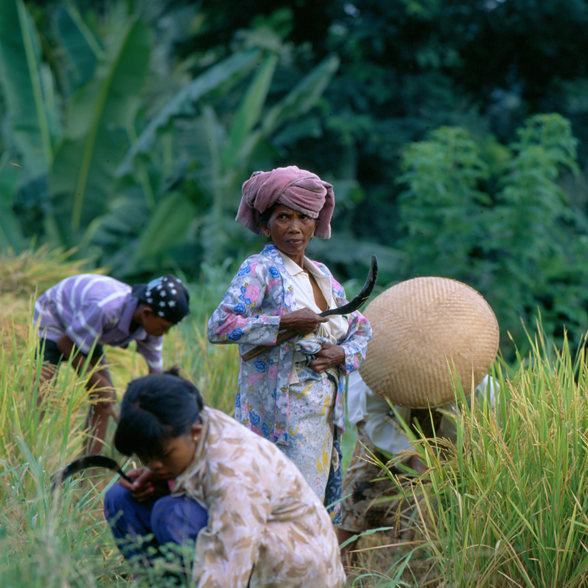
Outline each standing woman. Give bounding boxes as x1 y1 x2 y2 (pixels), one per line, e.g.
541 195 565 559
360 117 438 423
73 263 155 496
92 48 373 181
207 165 371 519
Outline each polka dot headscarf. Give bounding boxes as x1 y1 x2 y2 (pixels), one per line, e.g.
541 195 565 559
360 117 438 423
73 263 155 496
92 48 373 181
135 275 190 324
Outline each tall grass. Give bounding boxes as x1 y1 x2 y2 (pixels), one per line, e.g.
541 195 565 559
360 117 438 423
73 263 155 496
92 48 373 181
168 319 240 415
1 248 586 587
0 321 122 586
401 328 588 587
0 322 240 586
0 248 241 586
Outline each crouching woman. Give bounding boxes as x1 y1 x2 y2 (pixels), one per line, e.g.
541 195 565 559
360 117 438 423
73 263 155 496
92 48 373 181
104 368 346 587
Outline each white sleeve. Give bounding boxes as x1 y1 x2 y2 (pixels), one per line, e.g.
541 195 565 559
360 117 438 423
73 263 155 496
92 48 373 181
348 371 414 455
347 371 369 426
472 374 499 408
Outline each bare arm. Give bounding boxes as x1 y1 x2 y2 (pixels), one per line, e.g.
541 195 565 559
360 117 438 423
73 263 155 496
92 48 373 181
408 454 427 474
57 333 116 454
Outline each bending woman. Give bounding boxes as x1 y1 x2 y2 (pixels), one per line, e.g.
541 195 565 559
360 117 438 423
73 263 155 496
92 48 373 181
207 165 371 519
103 369 345 587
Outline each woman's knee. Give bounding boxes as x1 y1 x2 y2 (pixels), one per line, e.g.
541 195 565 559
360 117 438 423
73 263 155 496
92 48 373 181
151 496 208 545
104 483 133 520
104 484 157 548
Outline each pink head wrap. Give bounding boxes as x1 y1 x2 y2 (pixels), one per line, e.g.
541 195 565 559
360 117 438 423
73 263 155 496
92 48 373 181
235 165 335 239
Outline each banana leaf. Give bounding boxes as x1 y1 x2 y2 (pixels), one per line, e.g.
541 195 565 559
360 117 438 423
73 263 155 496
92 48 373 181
0 0 55 178
48 18 150 243
221 53 279 169
116 47 264 178
130 192 199 269
0 160 25 251
156 53 341 266
54 1 101 95
261 54 339 133
204 53 341 198
224 54 340 189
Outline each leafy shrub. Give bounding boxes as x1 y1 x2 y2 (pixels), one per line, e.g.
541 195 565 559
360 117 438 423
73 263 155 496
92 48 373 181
396 114 588 360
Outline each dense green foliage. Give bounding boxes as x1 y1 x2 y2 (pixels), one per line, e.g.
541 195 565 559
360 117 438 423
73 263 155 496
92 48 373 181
3 0 588 361
0 0 340 278
395 115 588 354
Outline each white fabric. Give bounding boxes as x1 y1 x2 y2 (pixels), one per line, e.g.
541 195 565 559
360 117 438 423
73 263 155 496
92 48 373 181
347 370 498 455
278 251 349 343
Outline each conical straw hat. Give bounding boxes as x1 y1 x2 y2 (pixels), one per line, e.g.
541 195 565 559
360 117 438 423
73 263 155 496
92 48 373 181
359 277 499 408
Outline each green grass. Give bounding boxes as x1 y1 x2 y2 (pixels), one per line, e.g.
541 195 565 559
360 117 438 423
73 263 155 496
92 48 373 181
0 249 586 587
0 315 241 586
0 248 242 586
368 327 587 587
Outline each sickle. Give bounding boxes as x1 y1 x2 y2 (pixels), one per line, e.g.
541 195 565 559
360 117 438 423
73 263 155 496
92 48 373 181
319 255 378 317
242 255 378 361
51 455 132 491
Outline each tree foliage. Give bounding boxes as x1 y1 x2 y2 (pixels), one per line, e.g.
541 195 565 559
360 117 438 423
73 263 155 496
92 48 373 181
397 114 588 354
3 0 588 360
0 0 340 280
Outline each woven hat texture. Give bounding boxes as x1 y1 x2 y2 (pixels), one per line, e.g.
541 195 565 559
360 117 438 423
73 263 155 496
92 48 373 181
359 277 499 408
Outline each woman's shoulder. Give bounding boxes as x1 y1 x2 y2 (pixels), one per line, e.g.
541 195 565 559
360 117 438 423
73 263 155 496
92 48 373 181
307 257 333 278
204 408 296 466
203 406 237 425
237 245 286 279
205 408 268 443
237 245 271 266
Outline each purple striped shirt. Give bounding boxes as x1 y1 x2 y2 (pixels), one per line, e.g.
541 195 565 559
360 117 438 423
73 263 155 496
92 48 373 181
33 274 163 371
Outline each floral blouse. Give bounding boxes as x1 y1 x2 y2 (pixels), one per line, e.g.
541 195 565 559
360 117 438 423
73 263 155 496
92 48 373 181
174 407 346 588
207 244 372 445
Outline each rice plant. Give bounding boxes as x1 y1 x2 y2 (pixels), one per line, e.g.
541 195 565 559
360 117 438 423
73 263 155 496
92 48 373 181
389 327 588 587
1 247 586 587
0 248 240 586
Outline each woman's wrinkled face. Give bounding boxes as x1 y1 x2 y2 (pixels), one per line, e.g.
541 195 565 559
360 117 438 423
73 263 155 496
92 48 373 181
262 204 317 263
141 423 201 479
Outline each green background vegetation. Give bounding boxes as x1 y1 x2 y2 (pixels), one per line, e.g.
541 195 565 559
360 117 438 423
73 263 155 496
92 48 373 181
4 0 588 359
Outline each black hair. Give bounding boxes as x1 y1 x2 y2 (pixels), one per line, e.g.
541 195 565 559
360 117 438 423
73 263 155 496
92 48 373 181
114 366 204 459
259 204 278 229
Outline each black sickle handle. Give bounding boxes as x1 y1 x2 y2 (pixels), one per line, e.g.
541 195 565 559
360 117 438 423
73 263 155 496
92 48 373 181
51 455 132 491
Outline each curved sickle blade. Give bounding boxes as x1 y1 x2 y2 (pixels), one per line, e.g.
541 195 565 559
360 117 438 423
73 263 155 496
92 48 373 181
320 255 378 317
51 455 132 491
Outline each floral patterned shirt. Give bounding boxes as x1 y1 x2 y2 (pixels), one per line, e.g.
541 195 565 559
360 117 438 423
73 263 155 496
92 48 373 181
207 244 372 445
174 407 346 588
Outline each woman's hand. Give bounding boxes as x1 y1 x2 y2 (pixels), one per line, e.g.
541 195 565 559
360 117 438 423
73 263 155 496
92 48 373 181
279 308 328 335
308 342 345 373
119 467 171 502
